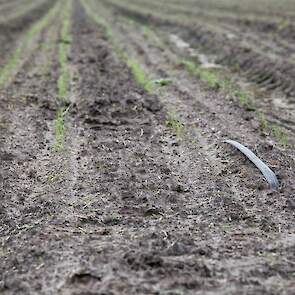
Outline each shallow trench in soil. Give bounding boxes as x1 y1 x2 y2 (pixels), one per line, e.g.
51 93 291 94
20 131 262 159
0 0 295 294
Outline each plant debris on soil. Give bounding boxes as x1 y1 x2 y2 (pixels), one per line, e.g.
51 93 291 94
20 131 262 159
0 0 295 294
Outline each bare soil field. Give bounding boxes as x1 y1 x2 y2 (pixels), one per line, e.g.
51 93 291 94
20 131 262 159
0 0 294 294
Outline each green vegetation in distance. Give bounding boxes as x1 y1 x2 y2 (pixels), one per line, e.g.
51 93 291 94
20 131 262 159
57 0 72 101
182 59 221 89
81 0 154 94
54 0 72 151
181 59 255 110
257 112 288 145
80 0 113 39
0 0 50 25
182 59 289 145
0 0 61 87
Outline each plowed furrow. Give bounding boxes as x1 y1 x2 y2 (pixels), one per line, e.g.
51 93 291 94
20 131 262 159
104 0 295 99
1 1 295 294
66 1 295 294
0 0 59 70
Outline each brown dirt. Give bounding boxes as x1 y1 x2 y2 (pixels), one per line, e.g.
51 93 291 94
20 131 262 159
0 0 295 294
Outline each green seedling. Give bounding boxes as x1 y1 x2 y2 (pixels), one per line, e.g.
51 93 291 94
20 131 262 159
47 173 62 183
258 112 269 134
54 0 72 151
257 113 288 145
199 69 221 89
54 106 70 151
182 60 256 111
234 90 255 110
272 124 288 146
127 59 152 93
142 25 151 38
152 78 173 87
166 111 185 139
181 59 200 75
181 60 220 89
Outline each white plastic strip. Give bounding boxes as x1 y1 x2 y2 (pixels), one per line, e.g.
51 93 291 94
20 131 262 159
225 139 279 188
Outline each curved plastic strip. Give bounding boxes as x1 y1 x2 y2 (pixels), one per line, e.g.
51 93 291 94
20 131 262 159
225 139 279 188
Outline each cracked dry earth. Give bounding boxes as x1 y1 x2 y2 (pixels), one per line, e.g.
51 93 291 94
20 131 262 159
0 0 295 294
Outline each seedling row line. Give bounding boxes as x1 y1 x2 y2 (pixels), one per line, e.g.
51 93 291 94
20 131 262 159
0 0 62 87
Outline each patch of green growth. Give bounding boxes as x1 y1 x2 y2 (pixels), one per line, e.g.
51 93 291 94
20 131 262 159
54 107 69 151
272 124 288 146
54 0 72 151
165 111 185 139
183 59 220 89
234 90 254 111
257 112 269 134
199 70 222 89
257 113 288 145
0 0 61 87
142 25 151 38
81 1 155 94
181 59 200 76
182 60 255 110
181 60 220 89
47 172 62 183
127 59 152 93
152 78 172 87
58 0 72 101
